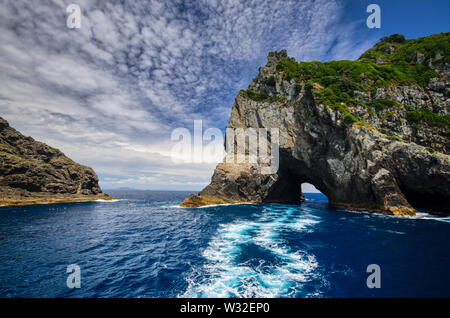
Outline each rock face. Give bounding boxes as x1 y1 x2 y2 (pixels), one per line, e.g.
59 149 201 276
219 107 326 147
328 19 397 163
182 33 450 216
0 117 113 206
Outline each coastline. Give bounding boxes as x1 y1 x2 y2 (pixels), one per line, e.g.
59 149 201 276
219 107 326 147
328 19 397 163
180 194 258 208
0 193 120 207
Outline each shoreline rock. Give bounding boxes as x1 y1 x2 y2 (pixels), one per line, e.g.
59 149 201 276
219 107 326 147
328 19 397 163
180 194 258 208
0 193 119 207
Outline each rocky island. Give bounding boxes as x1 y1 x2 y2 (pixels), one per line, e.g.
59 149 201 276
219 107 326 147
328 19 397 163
182 33 450 216
0 117 116 206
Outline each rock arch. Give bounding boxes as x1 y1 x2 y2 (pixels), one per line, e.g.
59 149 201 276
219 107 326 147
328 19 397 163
181 50 450 216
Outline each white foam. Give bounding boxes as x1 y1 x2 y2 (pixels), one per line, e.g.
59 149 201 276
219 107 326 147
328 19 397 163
341 208 450 223
181 206 322 298
406 212 450 222
177 201 257 209
195 202 255 209
1 198 122 207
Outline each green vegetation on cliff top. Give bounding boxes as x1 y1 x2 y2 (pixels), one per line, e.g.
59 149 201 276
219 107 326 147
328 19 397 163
277 33 448 89
246 33 449 129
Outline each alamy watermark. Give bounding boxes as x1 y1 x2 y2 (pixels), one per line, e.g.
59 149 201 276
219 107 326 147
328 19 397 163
66 4 81 29
66 264 81 289
366 4 381 29
366 264 381 289
170 120 279 174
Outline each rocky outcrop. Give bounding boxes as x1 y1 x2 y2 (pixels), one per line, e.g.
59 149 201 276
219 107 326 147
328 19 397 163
0 117 115 206
182 33 450 216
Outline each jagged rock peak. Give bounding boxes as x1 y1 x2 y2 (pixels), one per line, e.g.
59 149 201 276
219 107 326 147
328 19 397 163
265 50 288 69
0 117 9 129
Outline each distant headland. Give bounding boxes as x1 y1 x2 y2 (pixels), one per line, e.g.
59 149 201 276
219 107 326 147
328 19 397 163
0 117 116 207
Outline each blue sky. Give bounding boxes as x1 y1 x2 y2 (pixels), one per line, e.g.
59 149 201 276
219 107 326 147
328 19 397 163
344 0 450 40
0 0 448 192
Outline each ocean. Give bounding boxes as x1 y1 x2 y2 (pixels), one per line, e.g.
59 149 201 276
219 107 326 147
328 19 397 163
0 190 449 298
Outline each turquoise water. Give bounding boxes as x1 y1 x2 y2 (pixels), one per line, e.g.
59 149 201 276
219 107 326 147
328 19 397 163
0 191 449 297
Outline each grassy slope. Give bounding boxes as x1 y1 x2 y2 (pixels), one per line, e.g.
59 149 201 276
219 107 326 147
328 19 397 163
245 33 450 129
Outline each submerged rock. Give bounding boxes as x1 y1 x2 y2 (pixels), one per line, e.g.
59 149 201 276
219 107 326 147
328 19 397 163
182 33 450 216
0 117 115 206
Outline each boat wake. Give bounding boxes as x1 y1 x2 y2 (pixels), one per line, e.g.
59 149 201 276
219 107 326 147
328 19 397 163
181 205 322 298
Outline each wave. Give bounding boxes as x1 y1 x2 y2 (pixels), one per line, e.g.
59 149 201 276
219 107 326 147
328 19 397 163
342 208 450 223
405 212 450 223
95 199 123 203
177 202 256 209
180 205 322 298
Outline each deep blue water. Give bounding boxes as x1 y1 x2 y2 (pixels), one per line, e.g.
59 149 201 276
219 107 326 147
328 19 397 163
0 190 449 298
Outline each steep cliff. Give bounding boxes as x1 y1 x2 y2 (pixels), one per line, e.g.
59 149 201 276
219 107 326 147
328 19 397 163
0 117 114 206
182 33 450 216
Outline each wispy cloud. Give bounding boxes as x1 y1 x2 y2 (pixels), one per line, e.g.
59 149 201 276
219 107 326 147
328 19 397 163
0 0 376 190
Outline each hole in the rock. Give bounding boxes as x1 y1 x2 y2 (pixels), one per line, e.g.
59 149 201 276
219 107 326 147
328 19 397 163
301 183 322 194
264 171 330 205
301 183 329 203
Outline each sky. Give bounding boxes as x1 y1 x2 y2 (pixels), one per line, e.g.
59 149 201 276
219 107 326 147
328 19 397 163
0 0 449 192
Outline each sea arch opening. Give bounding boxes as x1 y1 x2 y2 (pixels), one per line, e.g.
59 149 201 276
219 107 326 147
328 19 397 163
263 162 330 205
301 183 328 203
